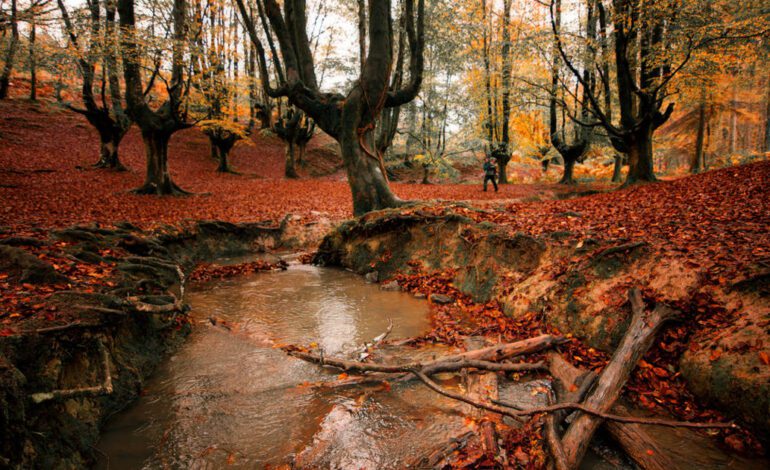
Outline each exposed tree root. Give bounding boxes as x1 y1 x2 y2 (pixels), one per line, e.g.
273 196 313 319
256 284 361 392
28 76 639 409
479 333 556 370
29 339 113 404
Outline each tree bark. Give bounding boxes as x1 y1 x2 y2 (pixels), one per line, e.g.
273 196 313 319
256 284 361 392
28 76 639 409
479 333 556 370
764 70 770 153
498 0 513 184
28 15 36 101
611 153 623 182
340 100 400 215
217 148 232 173
95 125 128 171
297 141 307 166
691 99 706 174
0 0 19 99
133 131 186 195
560 288 680 468
118 0 189 195
560 158 576 184
285 141 299 178
623 125 657 185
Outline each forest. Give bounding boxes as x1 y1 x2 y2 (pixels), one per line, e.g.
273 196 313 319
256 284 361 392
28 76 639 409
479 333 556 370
0 0 769 468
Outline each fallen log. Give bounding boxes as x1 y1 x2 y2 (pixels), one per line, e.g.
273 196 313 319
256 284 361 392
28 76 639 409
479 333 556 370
463 338 502 464
285 333 564 376
545 391 569 470
549 353 673 470
288 348 546 376
560 288 681 469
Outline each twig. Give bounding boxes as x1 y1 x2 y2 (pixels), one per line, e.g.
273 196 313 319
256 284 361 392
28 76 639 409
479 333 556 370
357 318 393 360
410 369 526 422
491 400 734 429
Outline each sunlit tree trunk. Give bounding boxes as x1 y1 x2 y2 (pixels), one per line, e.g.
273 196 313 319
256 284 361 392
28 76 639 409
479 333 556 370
764 70 770 153
691 99 707 174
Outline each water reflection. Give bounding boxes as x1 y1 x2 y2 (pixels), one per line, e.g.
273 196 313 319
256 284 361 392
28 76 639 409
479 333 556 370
96 265 455 469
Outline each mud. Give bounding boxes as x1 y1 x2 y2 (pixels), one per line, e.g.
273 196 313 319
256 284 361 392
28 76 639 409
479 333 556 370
314 203 770 445
0 215 332 468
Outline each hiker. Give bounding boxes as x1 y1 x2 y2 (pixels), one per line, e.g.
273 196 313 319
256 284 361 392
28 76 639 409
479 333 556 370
483 157 498 192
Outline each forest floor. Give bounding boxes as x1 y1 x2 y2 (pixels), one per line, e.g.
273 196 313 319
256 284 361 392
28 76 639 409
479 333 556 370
0 100 612 231
1 98 769 467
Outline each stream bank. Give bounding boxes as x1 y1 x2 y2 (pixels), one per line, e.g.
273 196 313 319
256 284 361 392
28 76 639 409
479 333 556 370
0 215 332 468
314 203 770 453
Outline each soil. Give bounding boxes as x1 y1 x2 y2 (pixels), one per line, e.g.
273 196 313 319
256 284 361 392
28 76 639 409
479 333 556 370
313 196 770 451
0 216 332 468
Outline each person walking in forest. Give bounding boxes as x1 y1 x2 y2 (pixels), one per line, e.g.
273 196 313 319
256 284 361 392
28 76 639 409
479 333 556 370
483 157 498 192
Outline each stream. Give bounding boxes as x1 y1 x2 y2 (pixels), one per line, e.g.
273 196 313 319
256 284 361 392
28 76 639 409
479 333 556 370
96 264 469 469
95 263 764 469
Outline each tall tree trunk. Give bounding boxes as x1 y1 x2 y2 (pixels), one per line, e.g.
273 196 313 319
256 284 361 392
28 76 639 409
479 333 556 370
357 0 366 73
210 140 220 160
691 100 706 174
764 70 770 153
297 141 307 166
481 0 494 147
340 93 400 216
119 0 189 195
497 0 513 184
285 140 299 178
611 154 623 182
560 158 576 184
0 0 19 99
730 84 737 154
28 15 36 101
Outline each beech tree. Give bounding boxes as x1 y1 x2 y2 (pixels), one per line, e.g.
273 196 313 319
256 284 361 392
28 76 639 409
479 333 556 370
236 0 425 215
190 0 249 174
551 0 768 186
547 0 592 185
58 0 131 170
117 0 191 194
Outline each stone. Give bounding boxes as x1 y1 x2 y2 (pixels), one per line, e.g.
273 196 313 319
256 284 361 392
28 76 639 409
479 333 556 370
430 293 454 305
381 280 400 291
364 271 379 283
413 293 427 299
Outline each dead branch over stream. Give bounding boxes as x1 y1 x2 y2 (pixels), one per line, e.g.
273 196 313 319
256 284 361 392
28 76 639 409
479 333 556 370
283 288 735 469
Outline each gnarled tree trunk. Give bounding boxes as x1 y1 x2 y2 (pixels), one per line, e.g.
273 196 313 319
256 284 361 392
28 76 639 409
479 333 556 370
118 0 189 195
340 95 400 215
624 125 656 185
95 122 129 171
134 130 186 195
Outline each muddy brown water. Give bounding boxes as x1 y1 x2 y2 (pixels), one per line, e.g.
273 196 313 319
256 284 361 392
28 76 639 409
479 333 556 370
96 264 470 469
95 263 761 470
